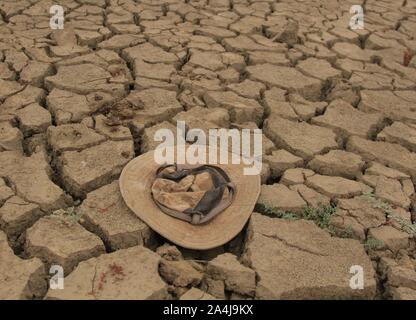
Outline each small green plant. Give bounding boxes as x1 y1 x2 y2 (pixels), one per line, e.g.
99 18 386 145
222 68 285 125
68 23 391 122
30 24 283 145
363 191 416 237
255 203 299 220
362 191 375 199
256 202 338 234
301 203 338 234
53 206 82 223
339 224 354 238
388 214 416 235
280 211 299 221
364 238 384 250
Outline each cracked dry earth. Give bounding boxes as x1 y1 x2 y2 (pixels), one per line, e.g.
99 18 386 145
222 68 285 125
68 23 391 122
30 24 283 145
1 0 416 301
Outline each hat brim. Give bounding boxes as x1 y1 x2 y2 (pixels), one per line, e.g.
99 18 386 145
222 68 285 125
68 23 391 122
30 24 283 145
119 146 261 250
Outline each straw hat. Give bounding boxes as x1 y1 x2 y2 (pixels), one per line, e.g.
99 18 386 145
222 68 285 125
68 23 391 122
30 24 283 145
119 146 260 250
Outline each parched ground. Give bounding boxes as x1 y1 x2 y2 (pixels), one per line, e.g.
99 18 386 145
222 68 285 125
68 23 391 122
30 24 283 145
0 0 416 300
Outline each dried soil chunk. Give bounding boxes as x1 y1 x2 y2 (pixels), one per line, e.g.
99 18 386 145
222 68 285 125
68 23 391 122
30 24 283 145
121 88 183 128
289 184 330 208
46 246 168 300
366 163 410 180
20 61 53 87
0 62 16 80
264 116 338 160
330 196 387 240
156 244 183 261
0 79 23 100
331 43 374 62
368 226 409 253
243 213 376 299
247 64 322 100
0 196 43 238
133 59 176 81
0 152 71 211
391 287 416 300
188 51 224 71
93 115 132 141
288 94 327 121
203 91 263 125
159 259 203 287
228 80 265 99
47 123 106 153
45 64 126 97
16 103 52 136
141 121 177 153
359 90 416 123
224 35 286 52
207 253 256 296
377 122 416 152
0 122 23 152
173 106 230 132
249 51 290 66
388 266 416 291
80 181 155 251
0 231 46 300
374 176 411 209
308 150 364 179
25 215 106 274
280 168 315 186
180 288 217 300
257 184 307 214
98 34 145 50
2 86 45 115
312 100 384 139
0 178 14 205
264 87 298 121
263 149 304 177
47 89 113 125
347 136 416 182
122 42 178 64
58 140 134 198
297 58 341 82
305 174 363 199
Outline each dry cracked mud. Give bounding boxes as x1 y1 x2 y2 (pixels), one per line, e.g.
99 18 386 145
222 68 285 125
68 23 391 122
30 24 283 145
0 0 416 300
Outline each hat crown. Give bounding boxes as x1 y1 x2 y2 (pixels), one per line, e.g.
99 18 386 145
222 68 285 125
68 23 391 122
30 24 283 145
151 164 236 225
